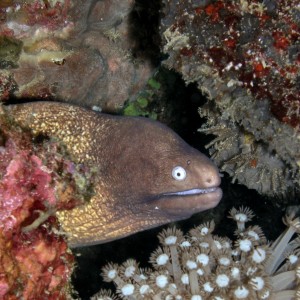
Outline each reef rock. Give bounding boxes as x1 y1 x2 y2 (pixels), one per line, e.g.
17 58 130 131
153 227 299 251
160 0 300 196
0 105 94 299
0 0 153 112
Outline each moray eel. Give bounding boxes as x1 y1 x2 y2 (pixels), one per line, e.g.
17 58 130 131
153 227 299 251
5 102 222 247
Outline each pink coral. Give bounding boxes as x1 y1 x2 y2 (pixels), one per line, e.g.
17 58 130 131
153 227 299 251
0 107 94 299
0 0 73 33
0 73 17 101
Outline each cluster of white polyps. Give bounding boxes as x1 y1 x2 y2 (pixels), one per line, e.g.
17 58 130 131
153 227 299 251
92 206 300 300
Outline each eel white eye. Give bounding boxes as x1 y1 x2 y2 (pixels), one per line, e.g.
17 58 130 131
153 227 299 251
172 166 187 181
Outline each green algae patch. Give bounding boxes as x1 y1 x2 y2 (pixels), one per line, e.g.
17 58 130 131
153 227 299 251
147 78 161 90
123 97 157 120
123 95 153 118
122 75 162 119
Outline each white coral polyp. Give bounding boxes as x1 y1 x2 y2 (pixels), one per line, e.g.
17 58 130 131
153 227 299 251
180 240 191 248
139 284 151 295
165 235 177 245
156 274 168 288
231 267 240 279
260 289 270 299
186 260 197 269
181 273 189 284
234 285 249 298
247 230 260 241
203 282 214 293
214 240 222 249
196 253 209 266
125 266 135 277
235 213 248 222
121 284 135 296
107 269 117 280
219 257 230 266
191 295 202 300
197 268 204 276
250 276 264 291
239 239 252 252
216 274 230 288
200 227 209 235
157 253 169 265
252 247 266 263
288 254 298 264
199 242 209 248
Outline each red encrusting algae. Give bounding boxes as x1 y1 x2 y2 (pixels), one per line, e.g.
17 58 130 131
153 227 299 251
162 0 300 128
161 0 300 196
0 0 73 33
0 105 94 299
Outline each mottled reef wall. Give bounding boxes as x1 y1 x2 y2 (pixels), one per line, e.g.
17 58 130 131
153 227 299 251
160 0 300 196
0 0 154 112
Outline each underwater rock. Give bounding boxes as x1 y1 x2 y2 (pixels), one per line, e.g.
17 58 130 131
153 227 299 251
160 0 300 196
0 0 153 112
0 105 94 299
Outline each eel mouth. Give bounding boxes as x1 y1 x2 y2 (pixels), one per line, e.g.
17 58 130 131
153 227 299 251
162 187 219 197
152 186 222 216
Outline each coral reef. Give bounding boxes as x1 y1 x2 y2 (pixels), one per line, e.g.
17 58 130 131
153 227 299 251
0 105 94 299
160 0 300 196
94 206 300 299
0 0 153 112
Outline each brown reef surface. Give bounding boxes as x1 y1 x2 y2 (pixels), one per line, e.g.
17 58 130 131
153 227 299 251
0 0 154 112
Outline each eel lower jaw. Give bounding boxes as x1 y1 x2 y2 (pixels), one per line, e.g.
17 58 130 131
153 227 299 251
151 186 222 217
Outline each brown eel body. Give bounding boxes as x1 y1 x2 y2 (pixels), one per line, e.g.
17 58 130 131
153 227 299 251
5 102 222 247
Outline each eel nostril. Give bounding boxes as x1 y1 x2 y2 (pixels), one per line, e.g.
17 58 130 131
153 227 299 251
205 170 221 187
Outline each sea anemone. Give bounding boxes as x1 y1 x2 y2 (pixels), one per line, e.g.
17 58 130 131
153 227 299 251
93 206 300 299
